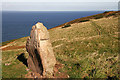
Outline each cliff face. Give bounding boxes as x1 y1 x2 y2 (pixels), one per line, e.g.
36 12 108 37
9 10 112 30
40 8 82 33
26 22 56 77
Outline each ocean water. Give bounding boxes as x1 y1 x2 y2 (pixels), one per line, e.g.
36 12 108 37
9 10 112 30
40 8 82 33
2 11 104 42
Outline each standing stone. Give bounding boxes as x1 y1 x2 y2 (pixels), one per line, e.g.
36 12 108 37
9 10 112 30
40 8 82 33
26 22 56 77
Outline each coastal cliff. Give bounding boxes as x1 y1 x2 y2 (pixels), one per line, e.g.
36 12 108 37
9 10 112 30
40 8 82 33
1 11 120 78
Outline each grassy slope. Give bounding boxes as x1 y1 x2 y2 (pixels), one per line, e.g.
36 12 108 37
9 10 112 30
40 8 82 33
50 16 119 78
2 12 120 78
51 11 119 29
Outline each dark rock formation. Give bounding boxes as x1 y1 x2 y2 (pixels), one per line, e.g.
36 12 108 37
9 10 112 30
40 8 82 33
26 22 56 77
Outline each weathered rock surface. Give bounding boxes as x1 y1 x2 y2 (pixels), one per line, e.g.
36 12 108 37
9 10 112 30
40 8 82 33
26 22 56 77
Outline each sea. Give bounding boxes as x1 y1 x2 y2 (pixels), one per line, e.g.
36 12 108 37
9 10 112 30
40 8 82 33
2 11 104 42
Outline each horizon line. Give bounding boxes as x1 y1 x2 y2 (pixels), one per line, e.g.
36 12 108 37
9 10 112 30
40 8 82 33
1 10 118 12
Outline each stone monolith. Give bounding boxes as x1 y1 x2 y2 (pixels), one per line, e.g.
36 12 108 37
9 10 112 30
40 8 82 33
26 22 56 77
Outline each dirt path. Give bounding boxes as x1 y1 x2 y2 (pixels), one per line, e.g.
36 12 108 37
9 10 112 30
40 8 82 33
0 40 26 51
0 40 17 50
2 45 26 51
0 43 12 50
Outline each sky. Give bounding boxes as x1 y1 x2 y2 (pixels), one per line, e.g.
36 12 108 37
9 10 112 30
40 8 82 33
0 0 119 11
1 0 119 2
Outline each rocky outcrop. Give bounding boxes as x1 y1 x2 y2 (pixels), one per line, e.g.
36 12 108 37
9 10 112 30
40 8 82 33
26 22 56 77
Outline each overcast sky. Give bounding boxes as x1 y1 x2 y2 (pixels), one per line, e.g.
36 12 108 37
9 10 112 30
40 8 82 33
1 0 119 11
1 0 119 2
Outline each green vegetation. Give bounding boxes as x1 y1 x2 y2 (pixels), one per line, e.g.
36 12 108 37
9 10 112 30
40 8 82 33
49 15 119 78
104 11 110 13
55 11 119 28
94 15 104 19
2 49 28 78
79 19 89 22
1 37 28 46
2 11 119 78
62 24 71 28
105 13 116 18
1 39 17 46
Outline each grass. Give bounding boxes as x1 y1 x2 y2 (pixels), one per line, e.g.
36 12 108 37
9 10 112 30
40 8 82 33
50 16 119 78
55 11 119 28
2 49 29 78
52 36 119 78
1 37 28 46
62 24 71 28
79 19 89 22
94 15 103 19
2 11 119 78
1 39 17 46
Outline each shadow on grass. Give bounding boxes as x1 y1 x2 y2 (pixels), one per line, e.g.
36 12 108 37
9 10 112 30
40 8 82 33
17 53 28 67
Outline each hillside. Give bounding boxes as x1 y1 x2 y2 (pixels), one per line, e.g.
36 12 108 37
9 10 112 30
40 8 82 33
1 11 120 78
